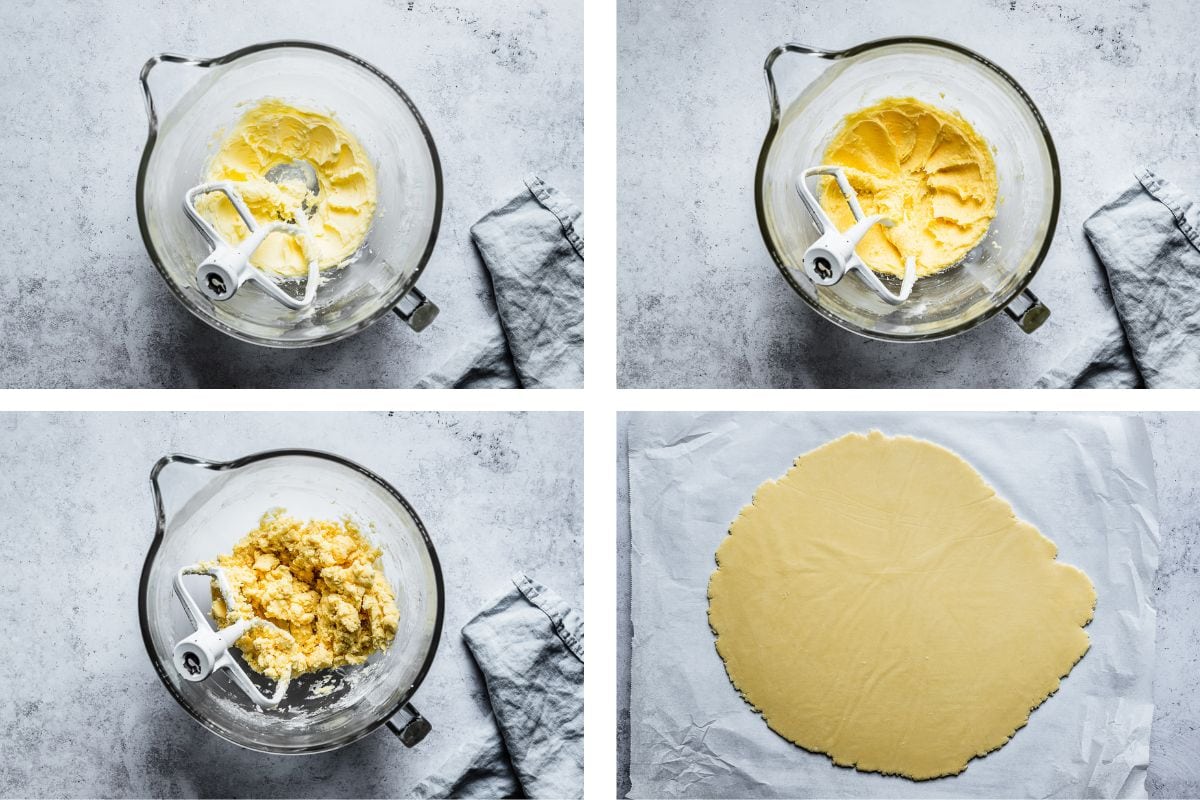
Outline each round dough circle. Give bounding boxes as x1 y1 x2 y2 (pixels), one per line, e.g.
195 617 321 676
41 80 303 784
707 431 1096 780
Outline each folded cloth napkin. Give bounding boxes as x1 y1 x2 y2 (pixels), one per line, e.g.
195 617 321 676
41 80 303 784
411 574 585 799
1037 167 1200 388
417 174 585 389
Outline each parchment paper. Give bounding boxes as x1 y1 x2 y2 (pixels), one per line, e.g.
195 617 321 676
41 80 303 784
627 412 1159 799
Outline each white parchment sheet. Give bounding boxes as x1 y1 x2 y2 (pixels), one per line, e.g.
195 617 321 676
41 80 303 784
627 412 1159 799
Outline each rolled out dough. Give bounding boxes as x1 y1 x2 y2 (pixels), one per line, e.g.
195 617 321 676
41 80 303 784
707 431 1096 781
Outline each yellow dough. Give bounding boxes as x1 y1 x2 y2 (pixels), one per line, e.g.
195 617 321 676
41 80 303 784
820 97 998 278
707 432 1095 781
196 99 378 278
206 510 399 681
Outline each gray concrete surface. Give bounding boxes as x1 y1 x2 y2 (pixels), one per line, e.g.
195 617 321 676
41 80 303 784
617 412 1200 798
0 1 582 388
0 411 582 798
617 0 1200 388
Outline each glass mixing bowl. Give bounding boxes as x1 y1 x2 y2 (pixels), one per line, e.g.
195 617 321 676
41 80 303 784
137 42 442 347
756 38 1059 341
139 450 444 754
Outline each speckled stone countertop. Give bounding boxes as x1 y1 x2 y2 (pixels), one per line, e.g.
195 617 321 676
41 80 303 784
0 0 582 388
617 0 1200 388
0 411 582 797
618 412 1200 798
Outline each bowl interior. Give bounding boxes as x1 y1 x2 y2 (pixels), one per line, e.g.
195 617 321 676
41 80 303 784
140 45 440 346
141 454 441 753
759 41 1057 340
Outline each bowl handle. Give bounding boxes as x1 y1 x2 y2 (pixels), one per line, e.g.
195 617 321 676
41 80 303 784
1004 288 1051 333
393 286 440 332
139 52 214 138
386 702 432 747
149 453 223 534
763 43 841 126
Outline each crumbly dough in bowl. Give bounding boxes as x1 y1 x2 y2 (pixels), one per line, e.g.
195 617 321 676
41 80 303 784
707 431 1095 780
195 98 378 278
820 97 998 279
206 509 399 681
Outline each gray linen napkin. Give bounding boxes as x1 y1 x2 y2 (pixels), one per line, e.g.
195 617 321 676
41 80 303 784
417 174 584 389
411 574 584 799
1037 167 1200 388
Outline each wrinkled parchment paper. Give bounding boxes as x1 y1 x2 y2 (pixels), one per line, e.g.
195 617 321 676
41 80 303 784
627 412 1158 799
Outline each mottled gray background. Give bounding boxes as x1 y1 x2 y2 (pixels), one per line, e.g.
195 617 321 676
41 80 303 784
0 1 582 388
0 411 582 798
617 0 1200 388
618 412 1200 798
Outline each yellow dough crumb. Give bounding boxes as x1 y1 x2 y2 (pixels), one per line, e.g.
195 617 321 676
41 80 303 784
207 510 399 681
196 98 378 278
820 97 998 278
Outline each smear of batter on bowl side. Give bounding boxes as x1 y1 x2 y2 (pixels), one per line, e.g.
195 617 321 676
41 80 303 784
205 509 399 681
707 431 1095 780
820 97 998 279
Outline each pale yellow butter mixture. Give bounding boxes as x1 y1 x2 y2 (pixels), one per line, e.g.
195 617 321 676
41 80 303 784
196 99 378 278
820 97 998 278
207 510 399 681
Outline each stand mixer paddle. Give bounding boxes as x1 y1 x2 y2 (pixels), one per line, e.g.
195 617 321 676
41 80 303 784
794 165 916 305
171 563 297 709
183 160 322 311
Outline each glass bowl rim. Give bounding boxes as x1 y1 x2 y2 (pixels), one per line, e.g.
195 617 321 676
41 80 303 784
137 447 446 755
135 39 444 349
754 36 1062 343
